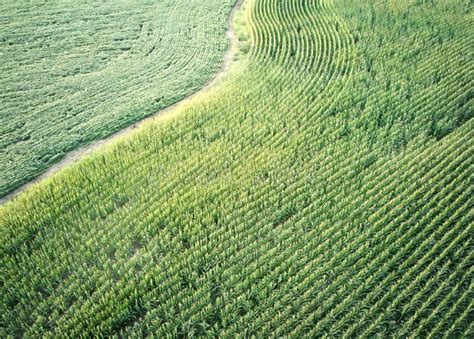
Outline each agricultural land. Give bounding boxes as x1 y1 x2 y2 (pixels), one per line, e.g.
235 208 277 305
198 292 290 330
1 0 473 337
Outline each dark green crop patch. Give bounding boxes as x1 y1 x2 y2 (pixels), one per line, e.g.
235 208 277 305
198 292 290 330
0 0 235 197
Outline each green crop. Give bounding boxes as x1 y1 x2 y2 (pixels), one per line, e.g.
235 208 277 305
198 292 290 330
0 0 235 197
1 0 472 337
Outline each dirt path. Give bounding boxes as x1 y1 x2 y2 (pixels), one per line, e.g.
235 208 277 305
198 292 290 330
0 0 243 205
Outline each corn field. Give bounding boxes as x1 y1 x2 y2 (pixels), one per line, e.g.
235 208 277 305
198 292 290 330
0 0 473 337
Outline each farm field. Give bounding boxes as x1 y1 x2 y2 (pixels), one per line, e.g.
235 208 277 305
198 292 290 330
1 0 473 337
0 0 235 198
